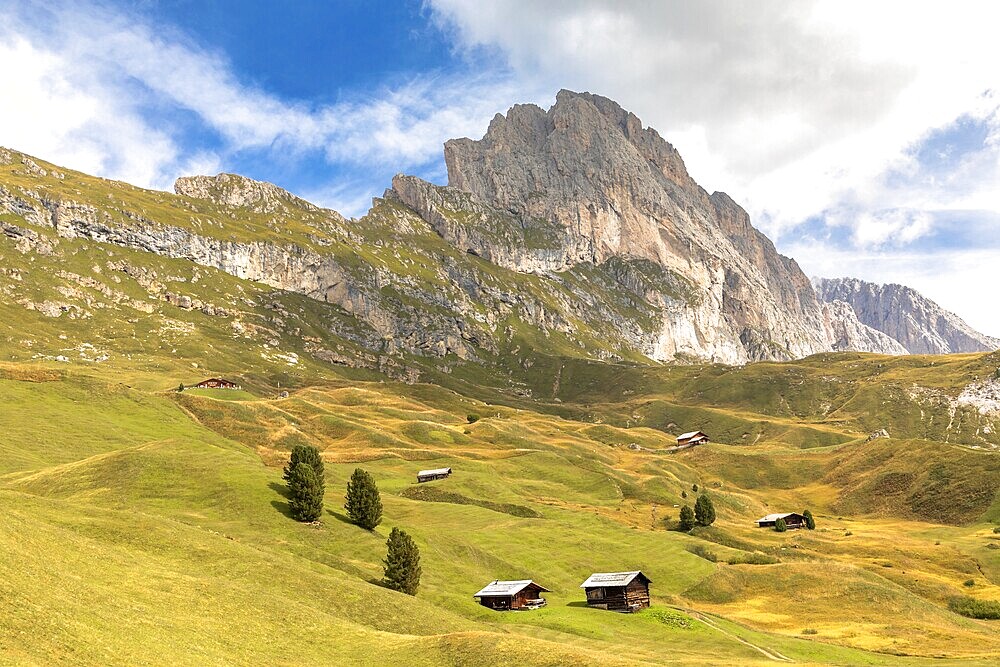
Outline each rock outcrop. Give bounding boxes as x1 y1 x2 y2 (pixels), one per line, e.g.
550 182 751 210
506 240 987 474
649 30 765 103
820 300 908 355
814 277 999 354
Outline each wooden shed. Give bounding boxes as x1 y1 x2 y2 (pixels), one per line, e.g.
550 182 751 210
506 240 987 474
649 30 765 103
416 467 452 483
194 378 240 389
755 512 805 529
474 580 549 611
580 571 651 612
676 431 709 446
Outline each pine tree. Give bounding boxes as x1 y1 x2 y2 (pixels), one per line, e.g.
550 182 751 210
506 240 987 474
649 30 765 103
345 468 383 530
681 490 687 499
678 504 696 531
775 517 788 532
287 462 324 522
694 493 716 527
692 483 699 492
382 527 421 595
283 444 324 483
803 509 816 530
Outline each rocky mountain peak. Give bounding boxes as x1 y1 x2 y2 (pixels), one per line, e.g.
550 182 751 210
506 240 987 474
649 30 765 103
174 173 319 214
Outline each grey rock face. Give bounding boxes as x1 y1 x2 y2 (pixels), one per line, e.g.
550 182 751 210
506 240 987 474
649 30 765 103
820 300 908 355
813 277 999 354
438 89 835 363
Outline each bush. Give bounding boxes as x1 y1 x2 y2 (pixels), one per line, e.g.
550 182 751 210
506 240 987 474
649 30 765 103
287 462 324 522
692 483 699 492
177 383 185 392
948 596 1000 619
993 526 1000 534
382 527 421 595
963 579 975 587
801 628 818 635
775 517 787 533
694 494 716 527
727 551 779 565
678 505 696 531
686 544 718 562
681 490 687 499
803 509 816 530
467 414 481 424
345 468 383 530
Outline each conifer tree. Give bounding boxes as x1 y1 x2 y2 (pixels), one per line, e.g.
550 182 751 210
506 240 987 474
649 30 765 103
775 517 787 532
694 493 716 527
678 504 696 531
345 468 383 530
287 462 324 522
283 444 324 483
382 527 421 595
803 509 816 530
692 483 699 492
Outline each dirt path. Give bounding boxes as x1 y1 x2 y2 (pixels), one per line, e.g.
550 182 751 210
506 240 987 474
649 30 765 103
677 606 794 663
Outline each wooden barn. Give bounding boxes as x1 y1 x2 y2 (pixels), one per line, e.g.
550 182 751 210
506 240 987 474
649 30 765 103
755 512 805 529
416 467 452 483
473 580 549 611
579 571 651 612
194 378 240 389
676 431 709 446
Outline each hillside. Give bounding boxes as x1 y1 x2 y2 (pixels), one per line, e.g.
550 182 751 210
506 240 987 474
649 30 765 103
1 93 999 665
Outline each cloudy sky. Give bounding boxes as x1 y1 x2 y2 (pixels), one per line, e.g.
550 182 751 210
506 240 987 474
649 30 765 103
2 1 999 334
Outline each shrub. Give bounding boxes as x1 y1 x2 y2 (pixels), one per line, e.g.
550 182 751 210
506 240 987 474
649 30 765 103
692 483 699 492
686 544 718 562
467 414 481 424
844 531 853 536
382 527 421 595
345 468 383 530
177 383 185 392
993 526 1000 534
678 505 696 531
681 490 687 499
283 444 325 483
694 494 716 527
775 517 787 533
287 462 324 522
803 509 816 530
727 551 779 565
801 628 818 635
963 579 975 587
948 596 1000 619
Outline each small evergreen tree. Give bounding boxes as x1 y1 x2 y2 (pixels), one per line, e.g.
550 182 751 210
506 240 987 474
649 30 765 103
692 483 699 492
775 517 788 532
283 444 325 483
287 462 324 522
803 509 816 530
345 468 383 530
681 490 687 499
694 493 716 527
467 414 481 424
177 383 185 392
382 527 421 595
678 504 696 531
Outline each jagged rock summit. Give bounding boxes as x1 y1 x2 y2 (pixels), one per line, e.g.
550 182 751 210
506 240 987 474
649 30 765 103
395 90 880 363
814 277 999 354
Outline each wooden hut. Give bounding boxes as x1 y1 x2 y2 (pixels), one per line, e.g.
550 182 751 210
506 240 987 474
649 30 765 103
194 378 240 389
755 512 805 529
676 431 709 446
579 571 651 612
473 580 549 611
416 467 452 483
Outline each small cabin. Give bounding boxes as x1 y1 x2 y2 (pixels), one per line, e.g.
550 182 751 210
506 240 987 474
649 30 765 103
755 512 805 529
676 431 709 446
194 378 240 389
474 580 549 611
580 571 651 612
416 467 452 483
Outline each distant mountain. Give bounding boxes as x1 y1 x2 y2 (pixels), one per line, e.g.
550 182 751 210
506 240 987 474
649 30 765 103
813 277 999 354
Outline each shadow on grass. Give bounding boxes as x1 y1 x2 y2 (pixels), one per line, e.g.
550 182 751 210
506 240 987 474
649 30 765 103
268 481 290 499
270 500 293 519
327 509 356 525
565 601 590 608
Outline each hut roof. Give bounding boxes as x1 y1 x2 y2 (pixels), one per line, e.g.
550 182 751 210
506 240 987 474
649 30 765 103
417 467 452 477
757 512 796 522
579 571 650 588
474 580 549 597
677 431 706 440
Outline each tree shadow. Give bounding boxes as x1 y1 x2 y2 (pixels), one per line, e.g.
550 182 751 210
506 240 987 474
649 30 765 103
565 601 590 608
270 499 292 519
327 509 355 525
268 481 290 499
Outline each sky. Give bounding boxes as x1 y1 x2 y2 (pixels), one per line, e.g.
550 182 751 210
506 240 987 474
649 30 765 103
2 1 999 335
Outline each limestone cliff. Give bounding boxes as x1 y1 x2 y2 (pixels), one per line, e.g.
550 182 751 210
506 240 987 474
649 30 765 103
814 277 999 354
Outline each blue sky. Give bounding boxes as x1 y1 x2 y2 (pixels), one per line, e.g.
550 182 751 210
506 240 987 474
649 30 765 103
2 0 1000 333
